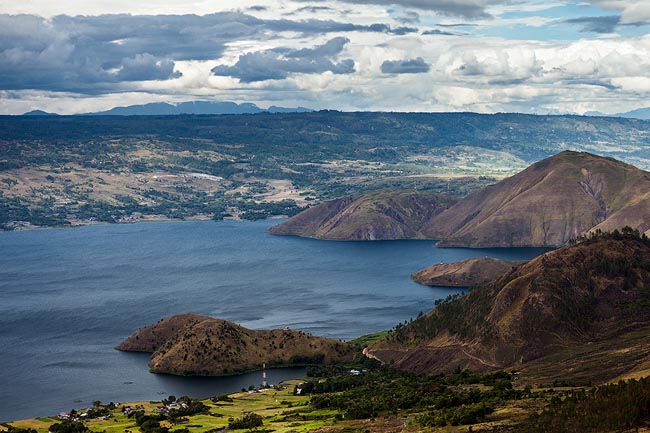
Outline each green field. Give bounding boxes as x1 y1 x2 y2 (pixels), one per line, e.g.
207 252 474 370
5 371 650 433
4 380 335 433
348 330 390 347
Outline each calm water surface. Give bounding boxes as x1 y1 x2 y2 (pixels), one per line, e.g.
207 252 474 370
0 219 549 421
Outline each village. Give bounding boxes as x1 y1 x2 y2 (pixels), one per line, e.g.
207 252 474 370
1 363 377 433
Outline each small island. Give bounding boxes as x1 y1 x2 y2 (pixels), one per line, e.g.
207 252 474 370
411 257 523 287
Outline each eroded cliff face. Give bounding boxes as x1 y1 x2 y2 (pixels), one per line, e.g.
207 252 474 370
268 190 456 240
117 314 355 376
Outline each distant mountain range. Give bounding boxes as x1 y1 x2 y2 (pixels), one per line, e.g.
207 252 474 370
584 107 650 120
22 104 650 119
22 101 313 116
614 107 650 120
22 109 58 116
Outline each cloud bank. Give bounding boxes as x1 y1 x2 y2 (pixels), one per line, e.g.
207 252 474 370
0 1 649 115
212 37 355 82
298 0 503 18
0 12 407 92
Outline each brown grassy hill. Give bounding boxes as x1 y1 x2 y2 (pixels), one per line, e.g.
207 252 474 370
411 257 523 287
116 313 355 376
269 152 650 247
268 190 456 240
423 151 650 247
369 231 650 383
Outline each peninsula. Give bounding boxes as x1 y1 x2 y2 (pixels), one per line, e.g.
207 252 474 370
116 314 355 376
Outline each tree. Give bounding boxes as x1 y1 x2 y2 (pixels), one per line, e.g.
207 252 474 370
48 421 88 433
228 413 263 429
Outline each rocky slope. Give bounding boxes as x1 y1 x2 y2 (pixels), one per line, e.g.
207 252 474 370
411 257 523 287
369 232 650 383
267 190 456 240
424 151 650 247
270 152 650 247
116 314 355 375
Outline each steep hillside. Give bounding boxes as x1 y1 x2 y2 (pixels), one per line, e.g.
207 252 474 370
369 231 650 383
268 190 456 240
424 151 650 247
116 314 355 376
411 257 523 287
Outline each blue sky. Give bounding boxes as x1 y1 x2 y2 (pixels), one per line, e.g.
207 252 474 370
0 0 648 114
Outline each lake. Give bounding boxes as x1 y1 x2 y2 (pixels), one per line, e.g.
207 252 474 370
0 219 550 421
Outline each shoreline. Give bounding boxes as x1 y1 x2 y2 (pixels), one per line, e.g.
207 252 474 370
0 214 291 234
1 378 309 427
0 366 309 424
0 218 547 423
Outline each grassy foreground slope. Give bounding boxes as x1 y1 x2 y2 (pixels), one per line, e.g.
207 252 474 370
5 369 650 433
370 230 650 382
3 380 337 433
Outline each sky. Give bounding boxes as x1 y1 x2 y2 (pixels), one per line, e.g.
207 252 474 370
1 0 649 115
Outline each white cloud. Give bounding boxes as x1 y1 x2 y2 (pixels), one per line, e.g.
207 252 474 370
434 86 481 106
311 0 504 18
488 1 567 14
1 1 650 115
621 1 650 22
586 0 650 23
611 76 650 92
0 0 259 17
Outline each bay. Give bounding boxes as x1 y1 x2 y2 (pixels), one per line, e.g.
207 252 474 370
0 219 549 421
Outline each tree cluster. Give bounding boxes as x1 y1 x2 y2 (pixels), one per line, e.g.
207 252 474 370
227 412 263 429
526 377 650 432
47 421 88 433
298 366 522 425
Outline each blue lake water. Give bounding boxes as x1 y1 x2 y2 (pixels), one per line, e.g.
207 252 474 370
0 219 550 421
